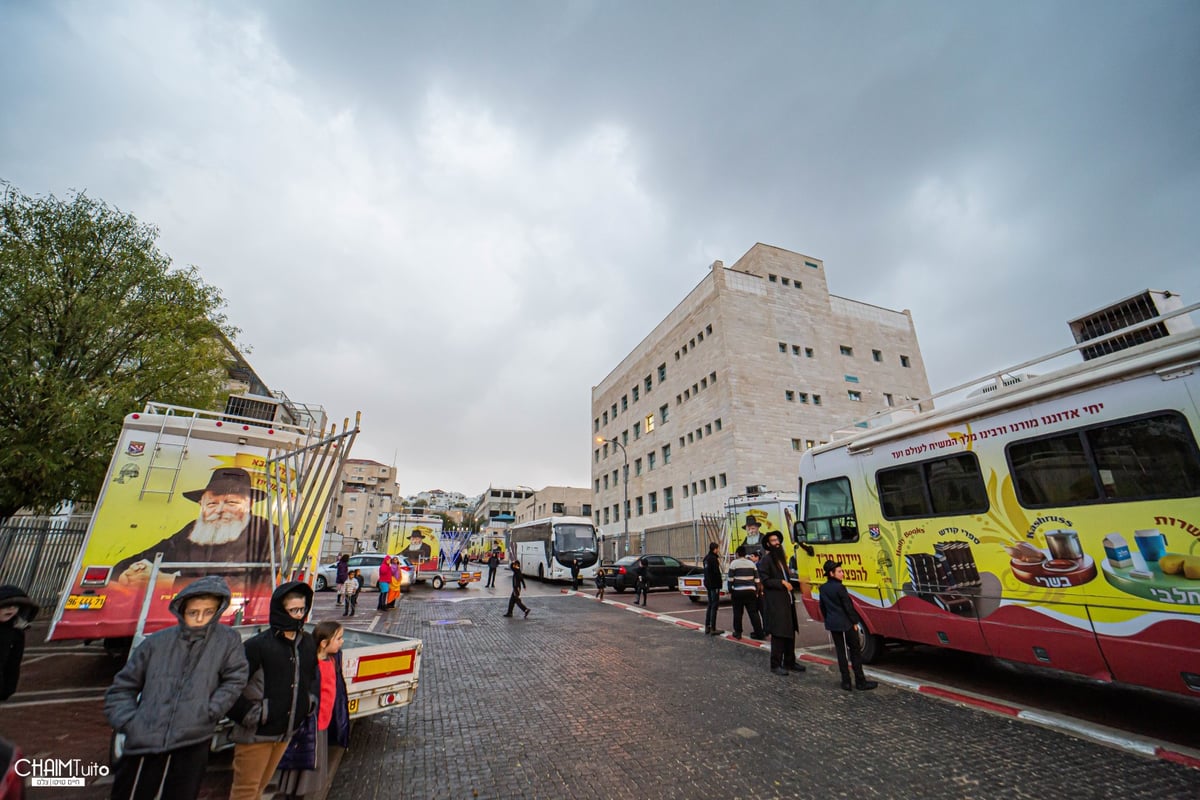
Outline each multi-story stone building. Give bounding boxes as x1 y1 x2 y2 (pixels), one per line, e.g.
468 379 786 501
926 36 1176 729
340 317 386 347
472 485 534 526
513 486 593 524
325 458 399 556
590 243 932 539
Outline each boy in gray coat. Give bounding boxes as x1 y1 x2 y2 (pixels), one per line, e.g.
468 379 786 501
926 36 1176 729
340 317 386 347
105 575 249 800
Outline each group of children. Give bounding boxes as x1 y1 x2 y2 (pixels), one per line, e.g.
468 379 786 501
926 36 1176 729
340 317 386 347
100 577 351 800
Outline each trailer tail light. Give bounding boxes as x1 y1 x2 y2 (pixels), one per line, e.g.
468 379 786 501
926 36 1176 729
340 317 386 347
81 566 112 586
381 692 397 707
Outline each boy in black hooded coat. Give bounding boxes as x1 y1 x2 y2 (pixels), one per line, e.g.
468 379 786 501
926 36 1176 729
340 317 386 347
0 585 38 702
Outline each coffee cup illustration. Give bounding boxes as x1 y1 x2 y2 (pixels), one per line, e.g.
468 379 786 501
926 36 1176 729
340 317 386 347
1133 529 1167 563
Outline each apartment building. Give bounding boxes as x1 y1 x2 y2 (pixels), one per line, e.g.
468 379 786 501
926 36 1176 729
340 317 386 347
326 459 399 552
590 243 932 537
513 486 593 524
472 485 535 526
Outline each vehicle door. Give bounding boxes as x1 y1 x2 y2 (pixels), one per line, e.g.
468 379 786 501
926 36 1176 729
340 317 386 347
643 556 666 587
660 556 685 586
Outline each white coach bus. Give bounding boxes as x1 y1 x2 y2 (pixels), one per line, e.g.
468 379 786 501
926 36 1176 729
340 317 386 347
507 516 600 582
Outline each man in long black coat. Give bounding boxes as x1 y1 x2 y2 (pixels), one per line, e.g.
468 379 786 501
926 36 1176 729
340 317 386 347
757 531 805 676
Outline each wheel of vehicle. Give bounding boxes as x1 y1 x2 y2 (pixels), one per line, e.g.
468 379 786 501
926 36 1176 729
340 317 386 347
315 575 327 592
457 583 468 589
537 564 545 580
688 596 702 604
614 586 626 593
431 575 445 590
858 623 885 664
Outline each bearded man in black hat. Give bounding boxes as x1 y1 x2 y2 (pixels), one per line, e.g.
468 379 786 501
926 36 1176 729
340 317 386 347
114 468 273 591
404 530 433 565
741 514 765 553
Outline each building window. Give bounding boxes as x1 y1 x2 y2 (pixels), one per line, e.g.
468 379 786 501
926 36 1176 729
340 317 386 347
692 383 698 394
634 458 643 476
769 274 778 282
645 414 654 432
719 473 727 488
848 390 863 401
794 281 802 290
603 474 609 490
602 410 608 425
595 478 600 492
612 470 618 485
664 486 674 510
595 511 600 525
695 427 703 440
658 363 667 382
805 347 814 358
840 345 854 356
872 349 883 362
662 444 671 464
622 430 629 446
782 277 791 286
683 484 689 498
885 393 895 406
805 260 819 269
645 375 653 393
901 355 911 368
594 449 600 463
648 452 656 471
552 502 565 514
690 337 696 348
682 343 688 355
705 423 712 435
714 418 722 431
798 392 809 403
792 345 801 356
814 394 822 405
806 439 816 449
636 496 644 516
634 422 641 440
675 350 680 361
710 371 717 383
625 499 630 518
594 418 599 432
611 403 617 418
786 390 795 402
649 492 658 513
792 438 803 450
621 395 628 411
679 436 685 448
660 404 669 423
709 477 716 490
692 481 699 494
779 342 787 353
604 507 610 524
613 504 620 522
706 324 712 335
697 330 703 342
688 432 694 444
845 375 859 383
632 385 639 402
684 388 690 400
582 504 591 516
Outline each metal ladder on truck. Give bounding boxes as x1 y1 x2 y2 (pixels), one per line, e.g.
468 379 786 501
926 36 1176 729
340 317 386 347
138 407 200 501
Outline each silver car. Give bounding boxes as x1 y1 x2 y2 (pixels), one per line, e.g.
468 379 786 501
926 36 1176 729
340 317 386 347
315 553 414 592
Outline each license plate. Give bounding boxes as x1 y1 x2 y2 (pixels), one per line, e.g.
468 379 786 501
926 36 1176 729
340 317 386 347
65 594 105 610
347 698 359 714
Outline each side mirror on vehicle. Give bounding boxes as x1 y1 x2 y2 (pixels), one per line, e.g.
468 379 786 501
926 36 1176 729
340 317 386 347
791 521 815 557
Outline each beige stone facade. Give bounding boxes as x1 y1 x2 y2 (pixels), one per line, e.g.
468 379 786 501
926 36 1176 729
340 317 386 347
513 486 593 524
327 458 399 549
590 243 932 537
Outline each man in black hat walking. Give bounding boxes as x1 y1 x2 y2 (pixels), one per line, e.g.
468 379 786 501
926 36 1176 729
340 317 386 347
113 468 273 592
757 530 805 676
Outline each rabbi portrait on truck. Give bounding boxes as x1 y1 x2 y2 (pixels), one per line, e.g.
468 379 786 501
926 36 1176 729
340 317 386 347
113 467 274 591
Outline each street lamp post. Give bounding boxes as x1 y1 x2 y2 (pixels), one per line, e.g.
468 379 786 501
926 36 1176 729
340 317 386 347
597 437 628 558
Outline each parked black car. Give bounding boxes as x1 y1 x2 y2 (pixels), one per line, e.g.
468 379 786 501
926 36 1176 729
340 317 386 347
601 555 701 593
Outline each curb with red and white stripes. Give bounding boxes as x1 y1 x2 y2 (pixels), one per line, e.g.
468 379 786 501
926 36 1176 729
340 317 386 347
562 589 1200 770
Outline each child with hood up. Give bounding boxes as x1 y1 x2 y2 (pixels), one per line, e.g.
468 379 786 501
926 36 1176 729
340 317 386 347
104 575 249 799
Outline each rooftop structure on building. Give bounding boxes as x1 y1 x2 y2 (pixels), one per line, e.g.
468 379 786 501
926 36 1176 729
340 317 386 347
590 242 932 540
1068 289 1193 361
513 486 593 524
472 485 535 526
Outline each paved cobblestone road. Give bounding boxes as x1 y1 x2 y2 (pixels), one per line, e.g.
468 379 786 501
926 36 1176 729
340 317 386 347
332 594 1198 800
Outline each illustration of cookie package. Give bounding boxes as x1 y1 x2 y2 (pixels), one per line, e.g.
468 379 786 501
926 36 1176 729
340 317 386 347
906 541 982 594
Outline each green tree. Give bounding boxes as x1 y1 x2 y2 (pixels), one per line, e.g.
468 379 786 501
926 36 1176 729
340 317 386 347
0 182 237 520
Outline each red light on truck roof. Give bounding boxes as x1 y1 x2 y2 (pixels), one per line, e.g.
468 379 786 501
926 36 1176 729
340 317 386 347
242 425 250 431
131 413 140 419
215 421 223 427
81 566 112 586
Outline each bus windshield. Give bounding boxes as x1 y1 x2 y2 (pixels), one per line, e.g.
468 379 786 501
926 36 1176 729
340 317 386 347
554 524 597 552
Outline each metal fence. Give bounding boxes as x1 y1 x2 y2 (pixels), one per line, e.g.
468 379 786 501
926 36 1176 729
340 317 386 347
0 517 89 608
601 515 725 565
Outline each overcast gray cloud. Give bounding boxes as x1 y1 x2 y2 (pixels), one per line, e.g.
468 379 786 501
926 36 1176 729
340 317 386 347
3 1 1197 496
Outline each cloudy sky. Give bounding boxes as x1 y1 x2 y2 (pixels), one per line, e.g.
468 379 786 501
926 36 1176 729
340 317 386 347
3 1 1197 497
